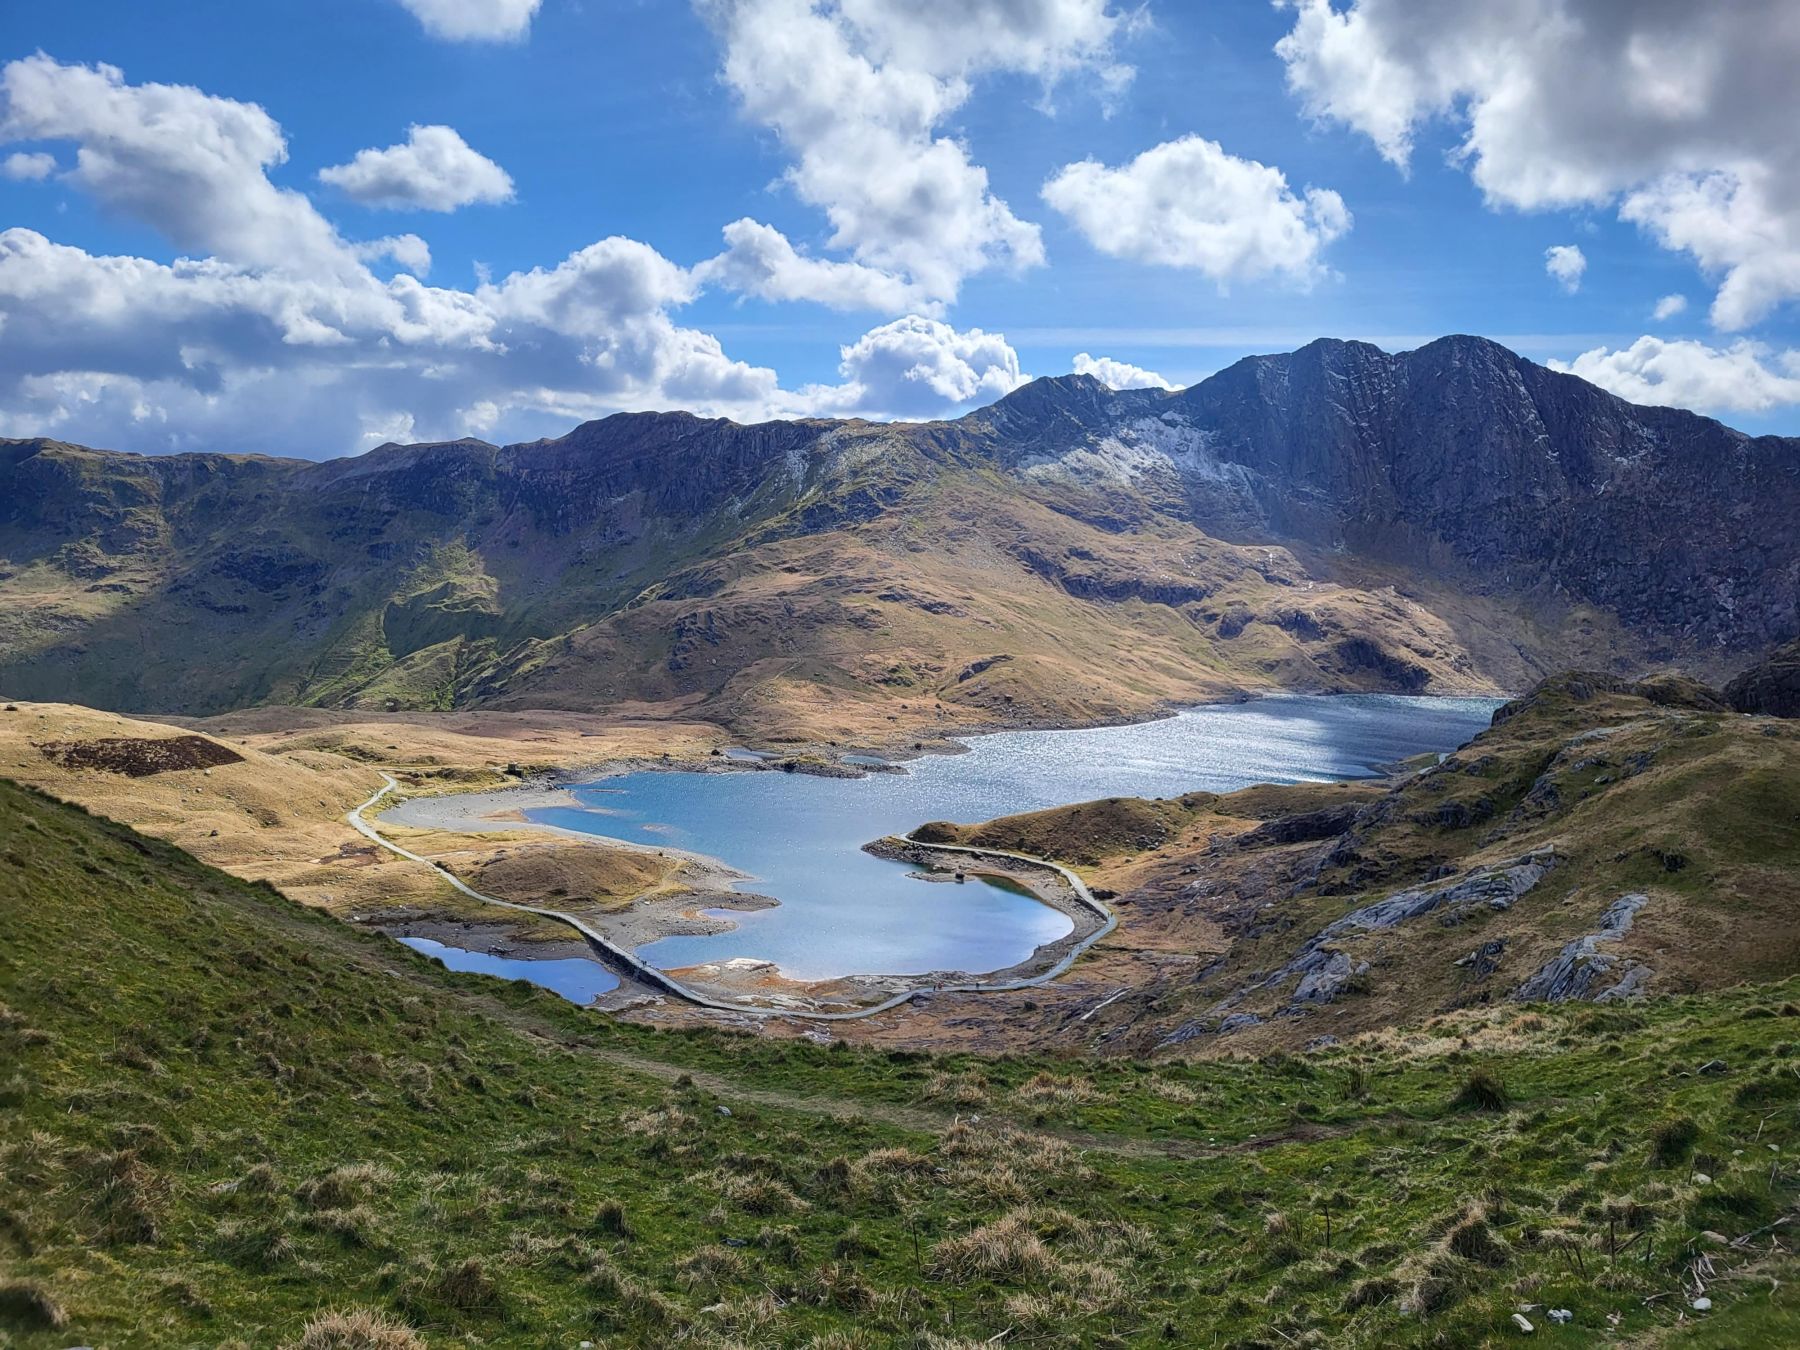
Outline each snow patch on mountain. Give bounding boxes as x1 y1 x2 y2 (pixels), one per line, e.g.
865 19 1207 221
1012 413 1256 491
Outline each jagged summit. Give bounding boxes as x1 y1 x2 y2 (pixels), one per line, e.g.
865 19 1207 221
978 370 1135 430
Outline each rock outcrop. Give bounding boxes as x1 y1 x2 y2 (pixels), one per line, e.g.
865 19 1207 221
1512 893 1652 1002
1725 638 1800 718
1207 850 1559 1018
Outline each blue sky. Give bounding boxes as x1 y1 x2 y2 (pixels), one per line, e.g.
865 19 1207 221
4 0 1800 457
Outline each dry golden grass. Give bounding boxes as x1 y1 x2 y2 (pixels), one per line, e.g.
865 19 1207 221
920 1069 990 1108
464 838 685 913
1013 1071 1101 1107
484 484 1520 748
0 701 423 913
281 1308 429 1350
0 700 700 939
177 704 726 777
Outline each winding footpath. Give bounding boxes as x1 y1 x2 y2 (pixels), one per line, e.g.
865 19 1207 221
348 772 1116 1023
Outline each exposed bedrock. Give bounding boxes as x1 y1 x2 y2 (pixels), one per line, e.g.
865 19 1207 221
1512 892 1652 1003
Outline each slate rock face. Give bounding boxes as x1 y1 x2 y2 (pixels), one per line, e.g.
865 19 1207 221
1231 804 1364 850
1293 951 1367 1004
1309 850 1557 942
1220 850 1558 1012
979 336 1799 656
1512 893 1651 1002
1165 336 1800 651
1455 938 1508 979
1725 638 1800 718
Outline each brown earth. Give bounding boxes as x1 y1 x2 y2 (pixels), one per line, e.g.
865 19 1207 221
36 733 245 777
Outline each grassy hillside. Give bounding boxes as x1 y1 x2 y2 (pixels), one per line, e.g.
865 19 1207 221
916 675 1800 1056
3 777 1799 1346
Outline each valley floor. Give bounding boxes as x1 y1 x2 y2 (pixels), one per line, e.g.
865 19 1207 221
5 670 1799 1060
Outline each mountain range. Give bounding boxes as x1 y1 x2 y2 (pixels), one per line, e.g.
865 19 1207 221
4 335 1795 731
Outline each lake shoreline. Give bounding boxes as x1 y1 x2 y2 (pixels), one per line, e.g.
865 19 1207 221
370 693 1503 1008
371 781 1088 1002
372 785 786 964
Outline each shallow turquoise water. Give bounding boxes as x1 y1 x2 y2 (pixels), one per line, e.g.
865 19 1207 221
527 694 1502 982
397 935 620 1003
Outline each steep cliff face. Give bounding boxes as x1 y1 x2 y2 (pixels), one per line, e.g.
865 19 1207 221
996 337 1800 652
1 336 1794 721
1726 637 1800 717
1194 338 1800 649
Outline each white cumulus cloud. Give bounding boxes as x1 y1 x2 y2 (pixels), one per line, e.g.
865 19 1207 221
354 233 434 276
0 58 1037 458
1274 0 1800 328
1544 243 1585 293
0 224 800 455
0 58 815 456
1551 336 1800 415
797 314 1027 419
2 149 55 180
1652 293 1687 321
833 0 1135 90
699 0 1133 308
694 218 938 313
319 125 513 212
0 55 351 276
397 0 541 42
1042 135 1349 284
1071 352 1174 390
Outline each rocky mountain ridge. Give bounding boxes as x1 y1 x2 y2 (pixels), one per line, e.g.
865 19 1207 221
2 335 1794 723
977 338 1799 649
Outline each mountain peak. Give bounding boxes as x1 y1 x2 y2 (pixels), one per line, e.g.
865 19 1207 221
979 372 1125 430
1004 371 1112 402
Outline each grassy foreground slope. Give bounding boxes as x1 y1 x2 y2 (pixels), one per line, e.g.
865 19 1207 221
3 777 1800 1347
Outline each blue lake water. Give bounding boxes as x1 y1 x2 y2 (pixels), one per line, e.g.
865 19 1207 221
398 935 620 1003
526 694 1502 983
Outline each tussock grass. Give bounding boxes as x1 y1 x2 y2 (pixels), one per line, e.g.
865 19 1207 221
1650 1114 1701 1167
301 1204 381 1247
678 1242 748 1292
585 1252 679 1329
212 1217 296 1271
925 1070 990 1108
298 1163 392 1211
1449 1068 1511 1113
282 1308 427 1350
930 1211 1061 1283
1013 1071 1100 1107
421 1255 503 1315
76 1147 167 1245
708 1167 810 1215
592 1199 632 1237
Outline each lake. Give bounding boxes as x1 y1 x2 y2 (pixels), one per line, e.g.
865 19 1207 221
525 694 1502 983
397 935 620 1003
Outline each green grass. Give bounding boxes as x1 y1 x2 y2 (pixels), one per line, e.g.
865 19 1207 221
2 775 1798 1347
